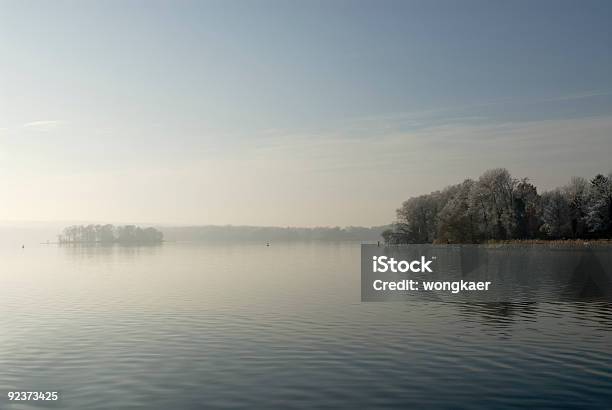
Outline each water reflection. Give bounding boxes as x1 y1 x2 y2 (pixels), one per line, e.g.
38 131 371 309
59 242 164 261
0 242 610 409
459 301 539 328
364 244 612 302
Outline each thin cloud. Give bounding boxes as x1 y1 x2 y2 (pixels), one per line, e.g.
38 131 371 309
337 89 612 132
22 120 64 131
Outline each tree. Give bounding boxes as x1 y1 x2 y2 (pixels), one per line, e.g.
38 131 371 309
98 224 115 242
438 179 476 243
540 190 571 238
562 177 588 238
472 168 517 240
384 169 611 244
58 224 163 244
396 194 438 243
585 174 612 236
512 178 540 239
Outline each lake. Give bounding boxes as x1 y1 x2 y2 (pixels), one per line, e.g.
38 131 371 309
1 241 611 409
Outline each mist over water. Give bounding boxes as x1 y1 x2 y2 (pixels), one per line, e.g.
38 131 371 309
1 241 611 409
2 1 612 408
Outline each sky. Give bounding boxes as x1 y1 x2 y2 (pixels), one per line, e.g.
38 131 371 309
1 0 612 227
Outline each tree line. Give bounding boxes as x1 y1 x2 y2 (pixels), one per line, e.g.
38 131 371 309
383 168 612 244
161 225 388 242
58 224 163 244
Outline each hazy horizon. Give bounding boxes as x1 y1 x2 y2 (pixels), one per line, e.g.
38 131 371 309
2 1 612 226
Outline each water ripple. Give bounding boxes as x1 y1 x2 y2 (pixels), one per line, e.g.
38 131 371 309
0 243 611 409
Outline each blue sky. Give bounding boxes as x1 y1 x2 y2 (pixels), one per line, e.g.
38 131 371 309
1 1 611 226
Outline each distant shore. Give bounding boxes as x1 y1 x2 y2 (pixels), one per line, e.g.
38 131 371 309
477 239 612 247
48 240 165 245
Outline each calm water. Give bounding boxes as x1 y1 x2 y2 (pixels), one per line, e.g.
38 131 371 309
1 242 611 409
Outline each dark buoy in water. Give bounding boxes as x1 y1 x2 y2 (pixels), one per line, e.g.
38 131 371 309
266 242 270 247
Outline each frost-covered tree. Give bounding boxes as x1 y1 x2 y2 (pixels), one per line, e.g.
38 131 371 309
585 174 612 236
512 178 540 239
562 177 588 238
396 194 439 243
540 190 571 238
384 169 611 244
438 179 477 243
469 168 517 240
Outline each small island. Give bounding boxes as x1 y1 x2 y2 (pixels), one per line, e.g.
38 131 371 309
58 224 163 244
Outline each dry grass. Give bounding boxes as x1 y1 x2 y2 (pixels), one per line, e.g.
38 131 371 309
482 239 612 247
